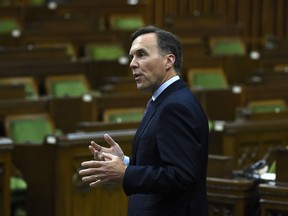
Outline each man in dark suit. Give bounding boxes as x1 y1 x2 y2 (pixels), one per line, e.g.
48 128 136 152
79 26 209 216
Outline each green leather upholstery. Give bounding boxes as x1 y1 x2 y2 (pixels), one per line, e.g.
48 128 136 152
106 111 144 123
8 116 54 144
210 38 246 56
112 17 144 30
104 108 144 123
248 99 287 113
50 80 88 97
87 44 124 61
193 72 228 89
0 18 20 34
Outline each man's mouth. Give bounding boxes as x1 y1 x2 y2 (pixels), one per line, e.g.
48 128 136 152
133 73 142 82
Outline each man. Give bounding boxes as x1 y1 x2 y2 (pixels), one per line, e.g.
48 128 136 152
79 26 209 216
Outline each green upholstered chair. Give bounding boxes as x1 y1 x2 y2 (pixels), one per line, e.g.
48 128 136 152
187 67 228 89
209 37 246 56
0 18 21 34
29 0 45 6
109 15 144 30
45 74 91 97
85 43 124 61
247 99 287 113
0 77 39 100
103 108 145 123
5 113 55 144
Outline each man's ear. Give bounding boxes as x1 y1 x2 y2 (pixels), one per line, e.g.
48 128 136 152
165 54 176 70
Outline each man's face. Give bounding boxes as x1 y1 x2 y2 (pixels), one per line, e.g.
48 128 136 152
129 33 170 94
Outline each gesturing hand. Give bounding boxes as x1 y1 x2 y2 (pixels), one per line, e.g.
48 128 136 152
89 133 125 161
79 152 126 187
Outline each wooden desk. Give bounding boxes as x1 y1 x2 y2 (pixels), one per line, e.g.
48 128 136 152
12 129 136 216
0 84 25 100
259 183 288 216
0 139 13 216
258 148 288 215
222 119 288 169
207 177 257 216
194 88 243 121
12 127 268 216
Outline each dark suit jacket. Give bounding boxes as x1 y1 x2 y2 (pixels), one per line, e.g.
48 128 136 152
123 79 209 216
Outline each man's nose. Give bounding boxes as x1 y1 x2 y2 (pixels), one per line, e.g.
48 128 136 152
130 57 137 68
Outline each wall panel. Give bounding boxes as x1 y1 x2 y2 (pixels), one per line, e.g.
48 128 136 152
153 0 287 48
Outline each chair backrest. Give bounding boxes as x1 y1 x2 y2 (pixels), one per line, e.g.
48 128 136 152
28 0 45 6
0 18 21 34
85 43 125 61
209 37 246 56
187 67 228 89
4 113 55 144
0 77 39 99
103 107 145 123
45 74 91 97
109 14 144 30
274 64 288 73
247 99 287 113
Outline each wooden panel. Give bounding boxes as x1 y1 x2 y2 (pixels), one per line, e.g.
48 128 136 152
222 119 288 169
207 177 257 216
11 129 135 216
0 142 13 216
259 183 288 216
0 84 25 100
262 0 275 38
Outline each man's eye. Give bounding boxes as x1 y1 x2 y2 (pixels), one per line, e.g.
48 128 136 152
139 52 146 57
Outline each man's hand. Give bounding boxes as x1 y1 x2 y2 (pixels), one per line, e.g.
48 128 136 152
79 152 127 187
89 133 125 161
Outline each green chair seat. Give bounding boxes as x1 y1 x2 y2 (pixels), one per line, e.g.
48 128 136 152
0 19 20 34
87 44 124 61
194 73 228 89
10 176 28 190
107 112 144 123
51 80 88 97
248 99 287 114
113 17 144 30
8 116 54 144
104 108 144 123
210 38 246 56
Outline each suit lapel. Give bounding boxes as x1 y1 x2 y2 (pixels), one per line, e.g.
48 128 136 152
131 80 187 163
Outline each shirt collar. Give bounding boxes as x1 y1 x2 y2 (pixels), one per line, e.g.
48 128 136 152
152 76 180 101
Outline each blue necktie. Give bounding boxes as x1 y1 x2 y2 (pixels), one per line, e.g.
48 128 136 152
144 99 154 117
142 99 154 125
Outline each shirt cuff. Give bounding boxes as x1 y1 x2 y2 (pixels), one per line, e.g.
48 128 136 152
123 155 130 166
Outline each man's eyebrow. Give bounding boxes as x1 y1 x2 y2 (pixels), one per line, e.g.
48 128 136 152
130 48 146 56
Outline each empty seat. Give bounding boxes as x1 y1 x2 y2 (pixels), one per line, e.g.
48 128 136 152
209 37 246 56
0 77 39 99
187 67 228 89
109 14 144 30
103 107 144 123
85 43 125 61
247 99 287 113
4 113 56 144
45 74 91 97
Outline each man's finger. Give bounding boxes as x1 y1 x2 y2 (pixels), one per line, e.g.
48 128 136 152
104 134 117 147
90 141 102 151
102 152 114 161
